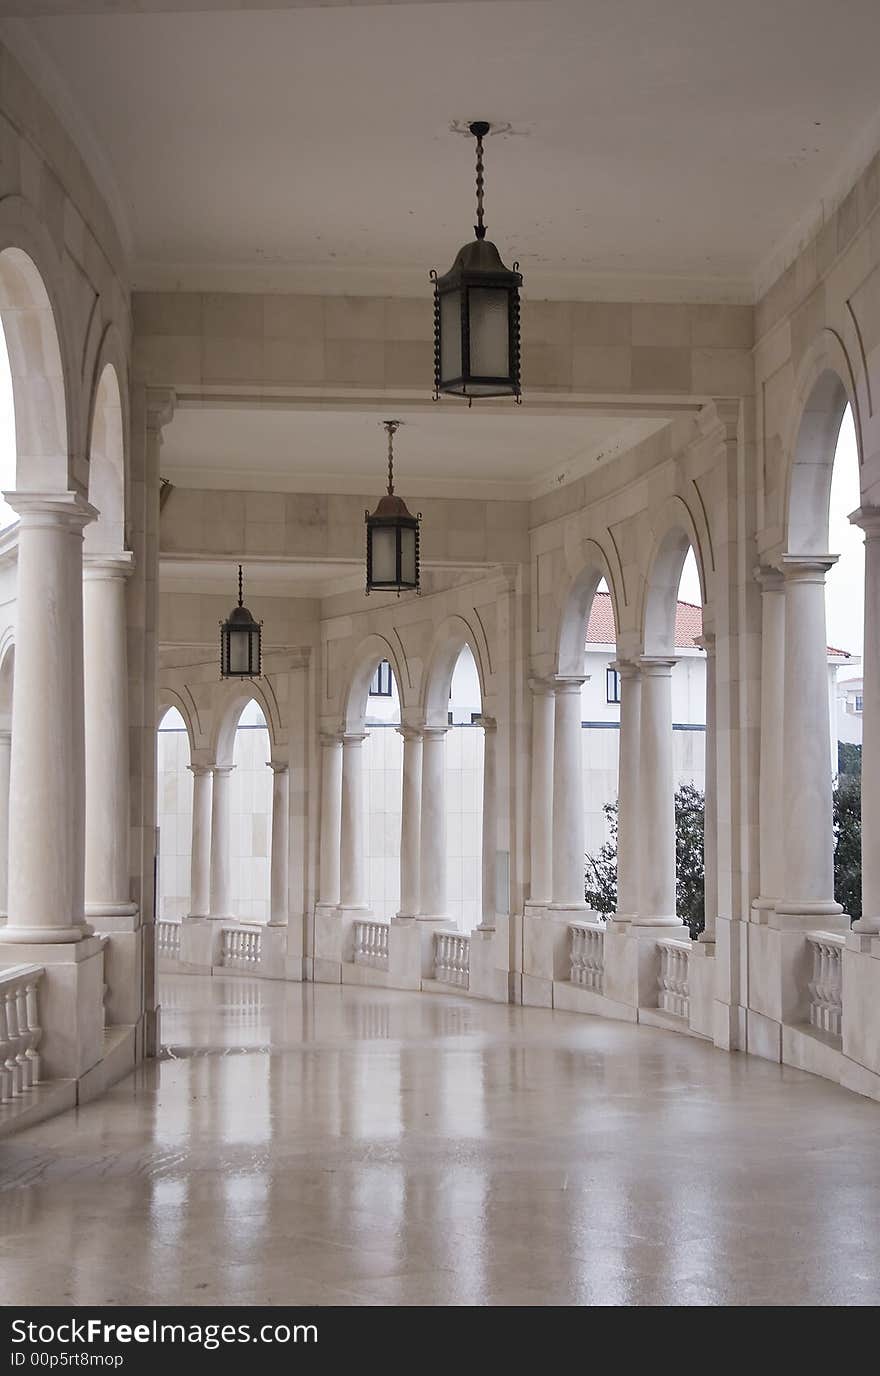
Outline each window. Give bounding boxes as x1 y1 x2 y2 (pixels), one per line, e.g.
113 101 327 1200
855 694 863 714
606 668 621 704
369 661 392 697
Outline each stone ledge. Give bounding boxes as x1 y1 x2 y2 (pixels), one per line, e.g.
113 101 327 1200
639 1006 711 1041
0 1079 76 1141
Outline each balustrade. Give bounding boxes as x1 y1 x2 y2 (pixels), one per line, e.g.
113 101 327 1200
0 965 43 1102
353 920 390 970
220 926 263 972
807 933 844 1037
657 939 691 1018
569 922 605 993
433 932 470 989
157 920 181 961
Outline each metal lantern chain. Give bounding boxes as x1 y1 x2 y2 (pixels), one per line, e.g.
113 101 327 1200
385 419 400 495
472 120 489 241
237 562 243 607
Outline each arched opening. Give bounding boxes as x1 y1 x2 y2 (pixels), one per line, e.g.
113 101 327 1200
0 247 69 496
0 322 16 530
0 644 13 921
85 362 125 554
157 705 192 920
446 643 483 932
231 699 272 922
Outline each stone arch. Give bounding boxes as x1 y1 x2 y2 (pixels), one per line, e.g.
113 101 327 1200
555 537 621 677
158 690 196 757
84 348 126 555
0 637 13 733
0 210 73 495
784 332 861 555
421 614 488 728
642 498 708 657
341 632 406 733
213 682 279 767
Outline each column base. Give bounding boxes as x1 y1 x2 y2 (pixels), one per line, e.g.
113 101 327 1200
88 905 141 934
774 898 845 919
851 917 880 934
629 916 687 930
0 923 89 945
86 901 138 923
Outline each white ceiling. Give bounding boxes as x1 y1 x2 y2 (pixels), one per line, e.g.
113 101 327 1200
160 404 668 500
6 0 880 298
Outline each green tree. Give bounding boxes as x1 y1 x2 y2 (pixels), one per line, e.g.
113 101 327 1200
585 784 706 938
834 742 861 920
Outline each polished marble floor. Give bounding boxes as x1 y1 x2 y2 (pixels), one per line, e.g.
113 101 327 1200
1 973 879 1306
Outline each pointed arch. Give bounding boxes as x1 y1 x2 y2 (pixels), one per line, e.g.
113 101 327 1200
85 343 127 555
421 614 488 728
341 632 406 733
158 689 196 757
213 681 279 767
642 497 708 657
555 537 621 677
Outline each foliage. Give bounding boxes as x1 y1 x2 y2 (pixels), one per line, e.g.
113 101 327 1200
584 784 705 937
834 743 861 920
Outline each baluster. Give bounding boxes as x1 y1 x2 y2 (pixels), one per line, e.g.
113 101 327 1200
4 987 23 1094
15 984 33 1088
24 978 41 1085
0 991 12 1102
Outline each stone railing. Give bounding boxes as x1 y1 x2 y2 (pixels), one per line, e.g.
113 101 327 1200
569 922 605 993
157 919 181 961
433 932 470 989
657 939 691 1018
807 932 845 1038
0 965 43 1102
220 926 263 972
353 920 390 970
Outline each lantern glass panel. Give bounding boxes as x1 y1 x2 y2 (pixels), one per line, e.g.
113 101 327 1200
468 287 509 382
440 290 462 384
371 526 397 584
228 628 251 675
400 526 417 585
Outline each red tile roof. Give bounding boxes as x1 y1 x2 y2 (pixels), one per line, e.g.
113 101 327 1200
585 592 703 649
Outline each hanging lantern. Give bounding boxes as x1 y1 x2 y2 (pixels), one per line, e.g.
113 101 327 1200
365 420 421 594
220 564 262 678
431 121 522 404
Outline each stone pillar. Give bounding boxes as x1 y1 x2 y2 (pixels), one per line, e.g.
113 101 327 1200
339 732 368 910
83 552 137 922
527 678 554 905
208 764 235 919
776 556 843 918
754 567 786 911
478 715 497 930
317 733 343 907
0 492 96 944
851 510 880 931
637 658 682 927
396 726 422 919
695 632 717 941
0 728 10 920
268 761 290 926
610 660 641 923
419 727 448 919
550 677 587 910
187 765 212 918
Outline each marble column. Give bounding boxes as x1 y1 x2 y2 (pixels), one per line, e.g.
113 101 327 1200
419 727 448 919
83 552 137 922
318 732 343 907
208 764 235 919
478 715 497 930
776 556 843 917
0 729 10 920
0 492 96 944
187 765 212 918
268 761 290 926
396 727 422 919
527 678 554 905
696 632 717 941
754 567 786 911
610 660 641 924
851 510 880 931
550 677 587 910
637 658 681 927
339 732 368 910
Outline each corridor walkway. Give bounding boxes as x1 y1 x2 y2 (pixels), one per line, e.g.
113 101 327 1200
1 975 879 1307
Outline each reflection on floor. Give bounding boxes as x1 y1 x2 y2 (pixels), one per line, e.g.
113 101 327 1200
1 973 879 1306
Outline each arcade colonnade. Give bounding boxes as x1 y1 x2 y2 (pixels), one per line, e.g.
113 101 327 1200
4 35 880 1132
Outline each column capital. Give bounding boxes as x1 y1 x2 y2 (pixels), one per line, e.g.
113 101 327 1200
188 764 211 779
396 725 424 743
694 632 715 655
638 656 677 675
4 490 98 531
779 553 839 582
475 714 497 733
422 725 450 741
145 388 176 435
341 731 368 746
528 675 556 697
608 658 641 679
82 550 135 581
268 759 289 775
849 505 880 539
754 563 784 592
550 675 586 695
319 730 344 749
211 764 236 777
